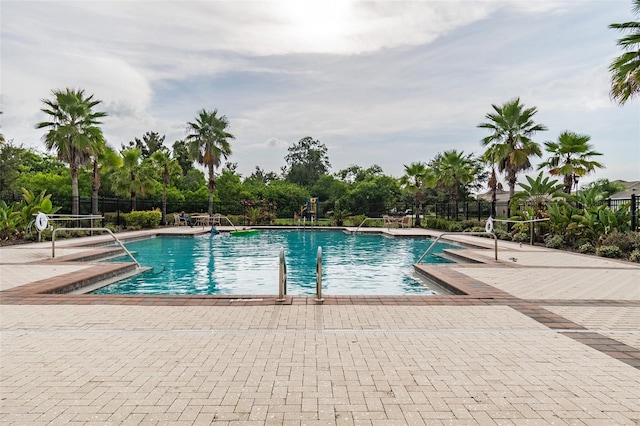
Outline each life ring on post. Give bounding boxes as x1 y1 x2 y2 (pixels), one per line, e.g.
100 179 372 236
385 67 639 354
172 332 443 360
485 217 494 233
35 212 49 232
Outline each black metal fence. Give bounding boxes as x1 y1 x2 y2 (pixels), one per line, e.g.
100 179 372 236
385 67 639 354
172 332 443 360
2 193 637 231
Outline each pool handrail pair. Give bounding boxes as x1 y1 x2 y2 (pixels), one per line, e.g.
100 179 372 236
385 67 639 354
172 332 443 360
277 247 324 303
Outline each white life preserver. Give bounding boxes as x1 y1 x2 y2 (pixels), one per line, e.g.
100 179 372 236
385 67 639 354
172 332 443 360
485 217 494 233
35 213 49 232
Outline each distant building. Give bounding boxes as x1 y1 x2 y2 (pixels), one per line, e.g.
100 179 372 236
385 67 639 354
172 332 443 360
610 180 640 199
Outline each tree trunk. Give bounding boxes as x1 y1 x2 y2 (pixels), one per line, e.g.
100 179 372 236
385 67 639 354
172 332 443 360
131 191 137 211
71 166 79 217
208 165 216 215
91 160 99 215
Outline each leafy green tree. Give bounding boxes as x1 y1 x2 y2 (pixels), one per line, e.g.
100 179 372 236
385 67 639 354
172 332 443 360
284 136 331 187
186 109 234 215
478 97 546 218
538 131 604 194
122 131 168 158
172 139 194 174
399 162 432 226
111 148 156 211
263 180 310 217
609 0 640 104
336 165 383 184
347 174 400 216
36 88 107 216
215 169 244 214
150 151 182 224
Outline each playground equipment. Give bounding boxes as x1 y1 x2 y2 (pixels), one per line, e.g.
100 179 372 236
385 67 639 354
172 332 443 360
300 197 318 221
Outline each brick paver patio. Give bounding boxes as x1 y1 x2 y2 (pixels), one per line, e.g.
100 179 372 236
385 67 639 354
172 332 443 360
1 227 639 424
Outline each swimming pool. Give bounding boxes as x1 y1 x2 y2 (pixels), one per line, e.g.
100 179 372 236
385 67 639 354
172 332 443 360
92 230 460 296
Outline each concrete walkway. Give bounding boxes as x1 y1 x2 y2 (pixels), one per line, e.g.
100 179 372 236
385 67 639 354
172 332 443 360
1 228 639 425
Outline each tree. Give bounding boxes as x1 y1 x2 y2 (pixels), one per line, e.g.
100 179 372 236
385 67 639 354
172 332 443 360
122 131 168 158
399 162 432 226
430 150 479 208
111 148 156 211
478 97 547 205
90 144 121 215
609 0 640 104
538 131 604 194
172 140 194 174
482 143 505 216
186 109 234 215
284 136 331 187
36 88 107 216
150 151 182 224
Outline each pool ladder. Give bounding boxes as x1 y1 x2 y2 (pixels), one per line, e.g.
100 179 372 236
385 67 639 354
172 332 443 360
277 247 323 303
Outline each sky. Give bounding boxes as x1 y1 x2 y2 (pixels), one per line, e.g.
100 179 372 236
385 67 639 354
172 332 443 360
1 0 639 187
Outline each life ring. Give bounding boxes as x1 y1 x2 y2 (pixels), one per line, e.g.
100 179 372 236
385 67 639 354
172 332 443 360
485 217 494 233
35 213 49 232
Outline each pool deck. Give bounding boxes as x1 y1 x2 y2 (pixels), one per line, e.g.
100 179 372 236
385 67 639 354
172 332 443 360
1 227 639 424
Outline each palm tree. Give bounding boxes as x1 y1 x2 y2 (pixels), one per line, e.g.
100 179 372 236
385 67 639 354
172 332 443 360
431 150 478 208
111 148 156 211
90 143 121 215
478 98 547 214
36 88 107 216
399 162 432 227
150 151 182 225
482 143 506 217
609 0 640 104
186 109 234 215
538 131 604 194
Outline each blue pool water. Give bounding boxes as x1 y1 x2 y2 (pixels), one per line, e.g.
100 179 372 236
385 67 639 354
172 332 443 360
93 230 459 296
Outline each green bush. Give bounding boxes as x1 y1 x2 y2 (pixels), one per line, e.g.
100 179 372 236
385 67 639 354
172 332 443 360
123 210 161 229
578 242 595 254
629 249 640 263
544 234 564 249
494 229 511 241
599 231 640 255
512 232 529 243
595 245 623 259
447 222 463 232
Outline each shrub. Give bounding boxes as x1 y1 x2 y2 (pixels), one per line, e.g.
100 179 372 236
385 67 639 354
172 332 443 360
599 231 640 255
595 245 623 259
447 222 463 232
512 232 529 243
123 210 161 229
494 229 511 241
544 235 564 249
629 249 640 263
578 242 595 254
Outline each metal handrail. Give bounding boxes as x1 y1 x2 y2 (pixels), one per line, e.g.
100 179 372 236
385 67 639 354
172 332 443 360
354 217 384 233
52 227 141 268
315 247 323 303
494 217 550 246
277 247 287 302
416 231 498 264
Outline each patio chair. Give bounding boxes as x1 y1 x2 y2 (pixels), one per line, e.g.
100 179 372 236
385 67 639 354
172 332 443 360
400 216 411 228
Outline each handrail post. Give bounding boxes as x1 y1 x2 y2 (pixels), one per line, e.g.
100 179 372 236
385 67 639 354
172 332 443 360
277 248 287 302
316 247 324 303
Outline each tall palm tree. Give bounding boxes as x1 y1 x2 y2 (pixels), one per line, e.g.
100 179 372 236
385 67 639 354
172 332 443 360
90 141 121 215
150 150 182 225
186 109 234 215
399 162 432 227
478 98 547 214
111 148 156 211
36 88 107 216
482 143 506 217
538 131 604 194
431 150 478 219
609 0 640 104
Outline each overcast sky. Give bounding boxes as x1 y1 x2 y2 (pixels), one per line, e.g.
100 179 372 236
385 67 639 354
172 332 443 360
2 0 639 185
